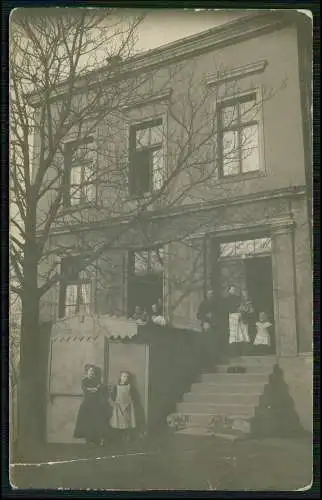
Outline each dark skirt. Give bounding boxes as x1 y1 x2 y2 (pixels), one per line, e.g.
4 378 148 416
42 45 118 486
74 390 110 443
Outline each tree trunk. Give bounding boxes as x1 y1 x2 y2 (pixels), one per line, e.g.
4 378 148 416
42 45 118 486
17 245 42 456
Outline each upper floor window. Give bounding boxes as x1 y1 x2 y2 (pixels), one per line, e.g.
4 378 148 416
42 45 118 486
218 93 260 177
58 256 92 318
129 119 165 196
64 137 96 207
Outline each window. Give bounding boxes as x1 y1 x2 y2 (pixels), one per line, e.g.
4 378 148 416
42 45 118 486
218 93 260 177
128 247 164 317
64 137 96 206
220 237 271 259
58 256 91 318
129 119 165 196
133 248 164 275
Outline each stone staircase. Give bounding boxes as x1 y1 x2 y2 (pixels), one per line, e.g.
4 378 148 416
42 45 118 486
167 356 277 440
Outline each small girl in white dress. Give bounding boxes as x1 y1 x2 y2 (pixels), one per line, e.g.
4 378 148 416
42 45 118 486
254 312 272 350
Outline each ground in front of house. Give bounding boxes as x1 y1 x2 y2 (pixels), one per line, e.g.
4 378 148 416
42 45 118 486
10 432 313 491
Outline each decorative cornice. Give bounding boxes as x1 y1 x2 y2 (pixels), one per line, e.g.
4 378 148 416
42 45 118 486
121 89 173 111
52 335 99 343
45 185 307 237
271 220 295 235
188 214 295 240
28 11 294 107
206 60 268 87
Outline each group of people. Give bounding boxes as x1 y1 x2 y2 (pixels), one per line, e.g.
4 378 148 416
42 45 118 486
131 298 166 327
74 365 140 446
73 288 271 444
197 285 273 360
130 289 273 358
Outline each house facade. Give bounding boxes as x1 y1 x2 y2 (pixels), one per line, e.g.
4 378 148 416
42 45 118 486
35 11 313 437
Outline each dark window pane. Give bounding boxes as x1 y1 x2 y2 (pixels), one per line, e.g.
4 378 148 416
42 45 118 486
132 149 150 195
61 256 80 282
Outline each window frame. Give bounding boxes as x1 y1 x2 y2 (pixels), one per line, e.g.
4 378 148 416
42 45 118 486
128 118 165 197
63 136 97 208
217 89 264 179
58 256 92 318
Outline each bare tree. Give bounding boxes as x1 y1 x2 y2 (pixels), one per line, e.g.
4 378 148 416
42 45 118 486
9 7 149 448
10 8 283 449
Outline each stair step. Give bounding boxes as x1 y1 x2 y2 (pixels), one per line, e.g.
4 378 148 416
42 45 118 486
212 431 249 441
167 356 276 436
191 382 267 394
225 356 277 365
214 364 273 374
175 427 211 436
201 373 269 383
175 426 247 440
176 412 253 428
177 402 256 416
183 392 261 405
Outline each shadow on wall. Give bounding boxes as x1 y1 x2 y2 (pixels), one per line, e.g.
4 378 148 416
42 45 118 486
128 372 146 434
252 365 306 438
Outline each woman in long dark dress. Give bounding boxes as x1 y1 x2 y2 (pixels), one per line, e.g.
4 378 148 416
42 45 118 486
74 364 110 445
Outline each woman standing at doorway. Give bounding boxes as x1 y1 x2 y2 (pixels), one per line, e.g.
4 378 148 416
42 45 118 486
239 290 256 347
225 286 252 356
225 285 242 354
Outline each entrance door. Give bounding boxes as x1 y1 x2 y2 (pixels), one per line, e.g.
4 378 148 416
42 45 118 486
245 256 275 351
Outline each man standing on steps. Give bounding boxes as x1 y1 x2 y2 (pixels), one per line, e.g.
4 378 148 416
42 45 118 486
197 290 219 370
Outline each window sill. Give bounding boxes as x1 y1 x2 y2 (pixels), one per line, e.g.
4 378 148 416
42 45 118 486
217 169 266 184
128 192 151 201
62 202 98 214
128 190 162 202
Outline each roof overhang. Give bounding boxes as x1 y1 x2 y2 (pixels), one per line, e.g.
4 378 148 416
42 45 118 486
27 11 299 107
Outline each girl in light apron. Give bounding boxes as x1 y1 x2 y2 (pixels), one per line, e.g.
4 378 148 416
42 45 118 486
110 371 136 442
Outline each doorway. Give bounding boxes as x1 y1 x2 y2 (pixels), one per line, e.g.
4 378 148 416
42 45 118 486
245 257 274 319
216 236 275 355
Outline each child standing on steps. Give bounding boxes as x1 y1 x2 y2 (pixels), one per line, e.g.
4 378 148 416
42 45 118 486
109 371 136 442
253 312 272 354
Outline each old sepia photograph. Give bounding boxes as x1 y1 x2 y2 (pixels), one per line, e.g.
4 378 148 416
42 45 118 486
9 7 314 491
